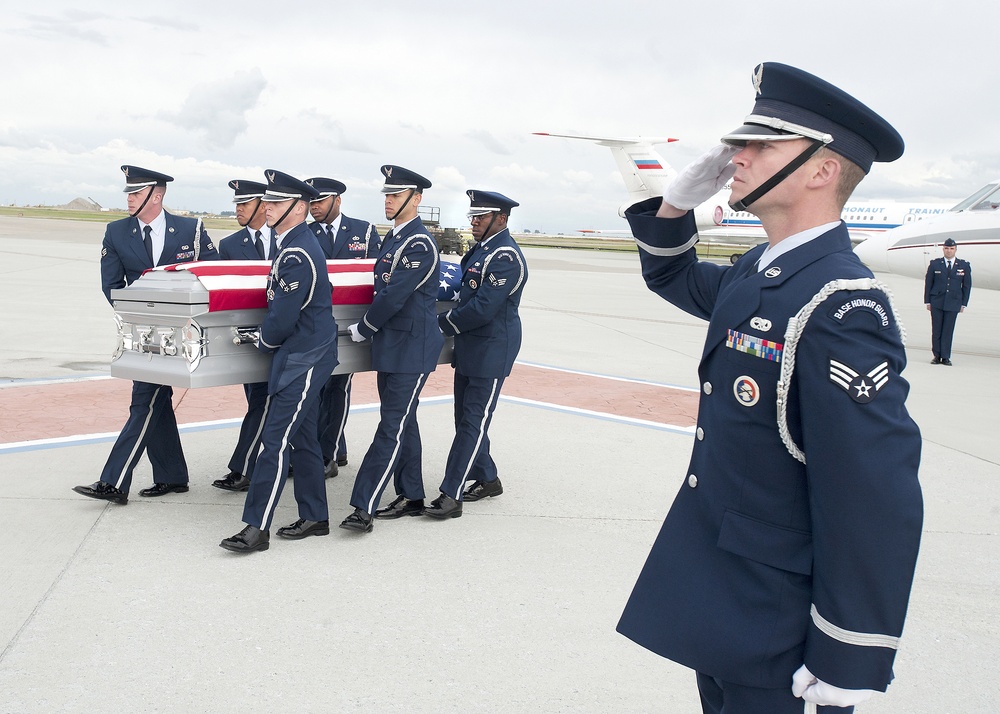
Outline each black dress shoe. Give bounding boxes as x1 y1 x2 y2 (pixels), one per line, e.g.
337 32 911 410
423 493 463 519
324 458 339 479
277 518 330 539
212 472 250 491
931 357 941 364
339 508 374 533
337 456 349 467
220 525 269 553
941 358 953 366
463 478 503 502
375 495 425 519
138 482 189 497
72 481 128 505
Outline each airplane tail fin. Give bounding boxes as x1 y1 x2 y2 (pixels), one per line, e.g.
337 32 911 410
533 132 679 208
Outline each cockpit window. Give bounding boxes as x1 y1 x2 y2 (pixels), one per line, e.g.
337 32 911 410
951 182 1000 212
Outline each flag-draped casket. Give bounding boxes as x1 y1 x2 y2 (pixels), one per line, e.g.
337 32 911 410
110 259 458 388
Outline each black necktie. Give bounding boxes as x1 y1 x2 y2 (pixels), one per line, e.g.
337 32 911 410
143 225 154 265
254 230 265 259
269 232 277 260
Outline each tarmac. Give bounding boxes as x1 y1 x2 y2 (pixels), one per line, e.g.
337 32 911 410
0 215 997 713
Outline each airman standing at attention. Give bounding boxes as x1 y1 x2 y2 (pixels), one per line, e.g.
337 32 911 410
616 63 923 712
924 237 971 365
74 165 217 505
423 190 527 520
339 165 442 533
220 171 338 553
306 177 382 478
213 179 274 492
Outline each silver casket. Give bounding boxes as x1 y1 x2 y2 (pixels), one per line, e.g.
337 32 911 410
110 259 455 388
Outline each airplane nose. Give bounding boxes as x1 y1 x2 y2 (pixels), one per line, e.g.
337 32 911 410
854 234 890 272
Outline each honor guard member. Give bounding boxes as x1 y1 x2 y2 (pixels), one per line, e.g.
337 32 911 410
924 238 971 365
339 165 442 533
306 176 382 478
74 165 217 505
213 179 274 492
220 170 339 553
423 190 527 519
616 63 923 712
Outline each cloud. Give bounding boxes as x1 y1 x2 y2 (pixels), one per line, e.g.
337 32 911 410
467 130 514 156
159 69 267 149
20 9 112 46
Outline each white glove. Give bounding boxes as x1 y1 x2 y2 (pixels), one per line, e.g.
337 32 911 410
662 144 739 210
348 323 365 343
792 665 874 706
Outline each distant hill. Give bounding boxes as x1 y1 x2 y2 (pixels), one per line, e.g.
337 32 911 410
61 197 102 211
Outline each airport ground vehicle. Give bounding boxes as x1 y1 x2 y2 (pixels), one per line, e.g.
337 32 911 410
419 206 470 255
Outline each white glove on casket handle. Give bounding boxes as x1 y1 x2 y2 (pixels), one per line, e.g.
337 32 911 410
348 323 365 343
662 144 740 210
791 665 874 706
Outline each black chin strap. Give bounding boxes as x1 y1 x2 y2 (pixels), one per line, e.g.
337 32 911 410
129 187 155 217
388 189 416 222
480 213 498 240
317 197 336 225
245 198 263 227
272 199 299 234
729 140 825 212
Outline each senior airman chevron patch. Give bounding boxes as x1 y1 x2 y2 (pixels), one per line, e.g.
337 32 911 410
829 359 889 403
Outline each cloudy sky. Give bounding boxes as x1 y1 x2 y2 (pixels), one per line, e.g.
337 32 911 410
1 1 993 233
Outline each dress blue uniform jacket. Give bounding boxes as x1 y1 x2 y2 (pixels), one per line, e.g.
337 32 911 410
101 211 218 302
923 257 971 311
219 226 274 261
311 215 381 259
438 229 528 378
258 222 338 393
357 217 443 374
617 199 923 693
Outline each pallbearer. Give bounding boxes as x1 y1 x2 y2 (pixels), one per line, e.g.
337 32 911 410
74 165 217 505
423 190 527 519
339 165 442 533
213 179 273 492
220 170 338 553
306 176 382 478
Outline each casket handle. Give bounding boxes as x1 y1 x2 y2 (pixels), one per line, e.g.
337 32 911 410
233 327 261 346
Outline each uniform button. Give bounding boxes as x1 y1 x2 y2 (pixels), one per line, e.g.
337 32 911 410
696 427 704 441
703 382 712 395
688 474 698 488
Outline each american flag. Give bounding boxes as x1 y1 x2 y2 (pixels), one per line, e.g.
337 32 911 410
154 258 463 312
438 261 462 302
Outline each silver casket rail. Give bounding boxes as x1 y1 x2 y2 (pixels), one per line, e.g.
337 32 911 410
109 259 455 389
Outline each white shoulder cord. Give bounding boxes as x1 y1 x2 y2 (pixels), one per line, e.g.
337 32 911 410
195 218 204 261
776 278 906 464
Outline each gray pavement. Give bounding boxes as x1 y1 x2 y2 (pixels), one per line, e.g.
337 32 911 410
1 216 998 712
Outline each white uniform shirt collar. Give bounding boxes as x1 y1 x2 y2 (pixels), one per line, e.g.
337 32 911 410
757 221 840 272
327 214 343 237
391 216 417 236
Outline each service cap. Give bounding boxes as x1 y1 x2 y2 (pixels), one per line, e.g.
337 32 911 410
467 190 519 217
943 238 957 247
721 62 904 173
121 165 173 194
261 170 321 202
305 177 347 202
380 165 432 194
227 179 267 204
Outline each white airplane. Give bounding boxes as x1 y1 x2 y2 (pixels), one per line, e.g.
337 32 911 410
536 132 952 263
854 180 1000 290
